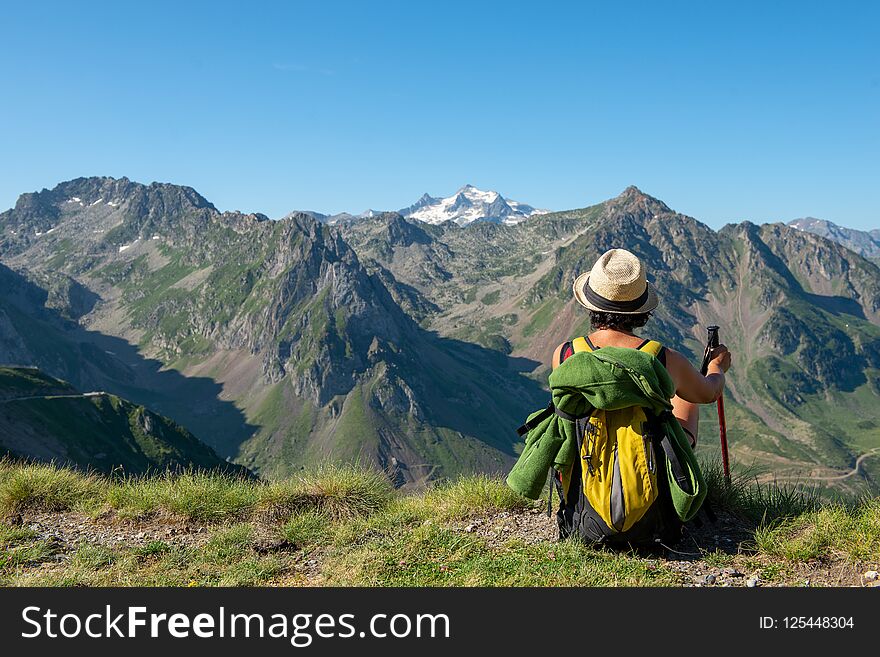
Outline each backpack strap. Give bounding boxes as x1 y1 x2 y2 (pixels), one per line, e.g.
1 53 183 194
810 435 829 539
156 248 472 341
637 339 663 357
574 336 662 357
571 336 593 353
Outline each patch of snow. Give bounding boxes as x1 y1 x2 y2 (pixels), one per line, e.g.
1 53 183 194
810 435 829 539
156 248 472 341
151 235 160 240
90 198 103 206
66 197 81 203
35 230 44 236
403 184 549 226
45 226 57 234
107 200 119 207
118 241 138 252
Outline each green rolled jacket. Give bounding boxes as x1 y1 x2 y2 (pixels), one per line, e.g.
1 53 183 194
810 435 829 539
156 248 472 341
506 346 706 522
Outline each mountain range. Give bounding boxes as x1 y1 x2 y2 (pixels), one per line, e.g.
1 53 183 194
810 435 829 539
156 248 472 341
1 177 878 494
291 184 548 227
789 217 880 262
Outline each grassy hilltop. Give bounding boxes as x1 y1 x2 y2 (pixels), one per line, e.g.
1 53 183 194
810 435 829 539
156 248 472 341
1 459 878 587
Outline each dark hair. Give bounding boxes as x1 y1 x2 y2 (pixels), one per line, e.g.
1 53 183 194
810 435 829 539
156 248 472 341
589 311 652 331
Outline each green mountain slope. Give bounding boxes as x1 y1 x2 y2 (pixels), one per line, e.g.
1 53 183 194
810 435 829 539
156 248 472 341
0 367 246 475
0 178 544 485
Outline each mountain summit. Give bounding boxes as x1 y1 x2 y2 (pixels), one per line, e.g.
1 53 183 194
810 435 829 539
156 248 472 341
789 217 880 261
399 184 548 226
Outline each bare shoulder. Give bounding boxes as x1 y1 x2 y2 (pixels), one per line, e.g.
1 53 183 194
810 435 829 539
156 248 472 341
662 347 695 379
663 347 687 369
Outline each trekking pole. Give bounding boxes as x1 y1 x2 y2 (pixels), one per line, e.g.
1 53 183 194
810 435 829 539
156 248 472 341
700 326 730 485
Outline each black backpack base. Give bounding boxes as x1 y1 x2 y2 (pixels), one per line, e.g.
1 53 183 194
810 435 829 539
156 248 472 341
554 431 684 554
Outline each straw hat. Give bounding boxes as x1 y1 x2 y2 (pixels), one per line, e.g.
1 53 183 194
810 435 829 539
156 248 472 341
572 249 658 314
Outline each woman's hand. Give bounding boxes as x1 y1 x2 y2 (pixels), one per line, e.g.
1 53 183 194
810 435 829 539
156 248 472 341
709 344 731 373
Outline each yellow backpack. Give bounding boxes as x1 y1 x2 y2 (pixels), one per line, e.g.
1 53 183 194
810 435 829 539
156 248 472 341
555 336 682 547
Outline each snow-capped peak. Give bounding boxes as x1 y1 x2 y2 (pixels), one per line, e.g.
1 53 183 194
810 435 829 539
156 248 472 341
400 185 548 226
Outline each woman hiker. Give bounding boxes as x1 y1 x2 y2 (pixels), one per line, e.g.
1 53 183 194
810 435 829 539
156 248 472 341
552 248 732 447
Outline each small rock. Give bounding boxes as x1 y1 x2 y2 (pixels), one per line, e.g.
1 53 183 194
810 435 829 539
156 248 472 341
704 574 717 585
746 577 760 588
864 570 879 582
464 524 475 533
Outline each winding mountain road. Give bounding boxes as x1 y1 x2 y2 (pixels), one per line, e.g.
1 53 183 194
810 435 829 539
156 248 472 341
773 448 880 482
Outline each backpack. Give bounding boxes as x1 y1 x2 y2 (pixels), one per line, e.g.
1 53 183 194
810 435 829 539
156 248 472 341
551 336 685 550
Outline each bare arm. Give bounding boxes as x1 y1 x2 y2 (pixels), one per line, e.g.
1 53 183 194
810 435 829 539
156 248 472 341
551 342 565 370
665 345 730 404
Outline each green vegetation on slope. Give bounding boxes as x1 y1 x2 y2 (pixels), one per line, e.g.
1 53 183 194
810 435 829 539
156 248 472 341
0 367 243 475
0 367 76 400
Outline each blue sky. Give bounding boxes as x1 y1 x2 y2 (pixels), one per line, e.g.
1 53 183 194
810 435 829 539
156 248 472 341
1 1 877 229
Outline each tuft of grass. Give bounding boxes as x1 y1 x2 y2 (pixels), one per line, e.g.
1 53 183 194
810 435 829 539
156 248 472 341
153 474 259 521
0 523 38 546
754 498 880 562
217 557 283 587
2 540 56 568
0 461 102 514
203 524 254 563
71 544 117 570
132 541 172 558
263 463 394 521
422 475 531 521
107 472 261 521
331 497 432 548
701 459 822 526
280 511 329 547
